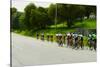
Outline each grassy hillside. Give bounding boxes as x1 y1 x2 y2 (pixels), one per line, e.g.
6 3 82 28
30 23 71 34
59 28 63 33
74 19 96 29
14 19 96 37
33 19 96 34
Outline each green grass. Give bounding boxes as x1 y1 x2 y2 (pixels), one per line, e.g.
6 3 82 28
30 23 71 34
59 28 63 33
50 22 67 28
49 19 96 29
74 19 96 29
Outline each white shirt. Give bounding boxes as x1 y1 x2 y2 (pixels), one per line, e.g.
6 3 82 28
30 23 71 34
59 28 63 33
67 33 71 36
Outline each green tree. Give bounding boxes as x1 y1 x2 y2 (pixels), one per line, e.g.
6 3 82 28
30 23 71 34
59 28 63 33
24 3 36 30
30 9 51 30
37 7 52 27
48 4 56 23
37 7 47 13
11 7 22 30
19 13 25 31
85 5 96 18
57 4 85 27
11 7 17 15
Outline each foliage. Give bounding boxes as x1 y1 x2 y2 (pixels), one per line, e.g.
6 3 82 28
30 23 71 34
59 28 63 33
11 3 96 35
57 4 86 27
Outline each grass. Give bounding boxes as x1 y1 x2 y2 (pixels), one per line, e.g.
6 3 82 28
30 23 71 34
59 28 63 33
50 22 67 28
49 19 96 29
74 19 96 29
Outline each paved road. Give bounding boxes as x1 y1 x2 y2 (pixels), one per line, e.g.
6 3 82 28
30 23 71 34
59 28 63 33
12 33 96 67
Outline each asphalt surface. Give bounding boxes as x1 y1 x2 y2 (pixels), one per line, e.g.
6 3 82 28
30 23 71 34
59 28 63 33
12 33 96 67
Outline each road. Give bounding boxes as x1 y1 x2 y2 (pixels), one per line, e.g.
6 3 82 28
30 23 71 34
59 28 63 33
12 33 96 67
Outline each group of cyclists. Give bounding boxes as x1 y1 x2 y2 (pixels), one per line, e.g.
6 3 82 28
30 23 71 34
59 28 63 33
36 32 96 51
56 32 84 49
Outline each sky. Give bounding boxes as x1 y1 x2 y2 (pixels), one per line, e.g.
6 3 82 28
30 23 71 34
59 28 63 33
12 0 54 12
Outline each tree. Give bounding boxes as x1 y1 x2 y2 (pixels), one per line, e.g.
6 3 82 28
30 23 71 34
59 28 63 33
19 13 25 31
24 3 36 30
11 7 17 30
11 7 17 15
11 7 22 30
57 4 85 27
29 9 40 30
30 8 51 30
48 4 56 24
37 7 47 13
37 7 52 27
85 5 96 18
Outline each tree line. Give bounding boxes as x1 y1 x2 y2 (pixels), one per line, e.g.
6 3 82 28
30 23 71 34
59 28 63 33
11 3 96 31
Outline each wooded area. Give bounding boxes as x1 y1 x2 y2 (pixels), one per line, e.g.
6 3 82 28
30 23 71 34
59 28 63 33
11 3 96 35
